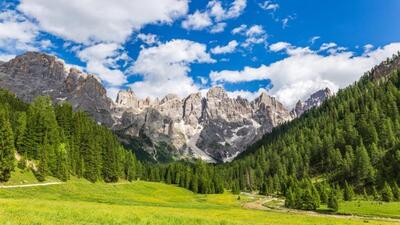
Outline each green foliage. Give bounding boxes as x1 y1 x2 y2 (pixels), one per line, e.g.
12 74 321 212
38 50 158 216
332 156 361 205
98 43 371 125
328 191 339 212
0 112 16 182
0 90 139 185
343 181 354 201
217 64 400 203
381 182 394 202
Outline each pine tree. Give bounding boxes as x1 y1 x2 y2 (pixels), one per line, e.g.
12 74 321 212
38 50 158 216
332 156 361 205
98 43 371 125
354 144 374 185
0 113 16 182
343 181 354 201
15 112 27 155
328 191 339 212
381 182 394 202
285 188 295 208
56 143 69 181
392 182 400 201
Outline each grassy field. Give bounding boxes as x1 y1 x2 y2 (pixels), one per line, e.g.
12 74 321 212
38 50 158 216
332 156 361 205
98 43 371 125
0 168 60 186
0 176 399 225
338 200 400 219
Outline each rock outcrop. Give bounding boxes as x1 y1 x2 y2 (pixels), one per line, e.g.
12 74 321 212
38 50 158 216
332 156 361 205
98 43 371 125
0 52 114 126
291 88 333 117
113 86 293 162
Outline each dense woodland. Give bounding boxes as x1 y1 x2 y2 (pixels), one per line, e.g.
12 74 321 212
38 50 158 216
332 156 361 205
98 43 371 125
0 55 399 211
216 56 400 210
0 90 223 194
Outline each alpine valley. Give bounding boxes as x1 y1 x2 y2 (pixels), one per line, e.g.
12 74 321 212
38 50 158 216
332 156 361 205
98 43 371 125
0 52 332 163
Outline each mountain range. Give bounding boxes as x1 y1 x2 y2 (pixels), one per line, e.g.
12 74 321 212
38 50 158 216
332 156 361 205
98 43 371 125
0 52 332 162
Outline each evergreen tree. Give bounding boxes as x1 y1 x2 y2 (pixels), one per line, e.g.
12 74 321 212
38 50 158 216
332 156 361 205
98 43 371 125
0 113 16 182
56 143 69 181
381 182 394 202
327 191 339 212
14 112 27 155
285 188 295 208
392 182 400 201
343 181 354 201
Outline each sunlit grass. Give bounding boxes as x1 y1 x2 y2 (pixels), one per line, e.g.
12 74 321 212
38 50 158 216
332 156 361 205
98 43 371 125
0 179 398 225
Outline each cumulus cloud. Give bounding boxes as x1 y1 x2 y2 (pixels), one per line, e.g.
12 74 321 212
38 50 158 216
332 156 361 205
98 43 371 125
77 43 128 86
18 0 189 44
231 24 267 48
129 39 214 98
181 11 212 30
211 40 238 54
181 0 246 31
210 42 400 108
0 10 39 55
137 33 159 46
210 22 227 33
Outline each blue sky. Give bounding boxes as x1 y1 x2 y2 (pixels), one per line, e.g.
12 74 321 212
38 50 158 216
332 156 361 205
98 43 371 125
0 0 399 107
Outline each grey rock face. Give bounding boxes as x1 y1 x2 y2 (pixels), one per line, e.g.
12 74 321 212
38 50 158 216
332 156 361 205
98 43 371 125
291 88 333 117
0 52 114 126
114 86 293 162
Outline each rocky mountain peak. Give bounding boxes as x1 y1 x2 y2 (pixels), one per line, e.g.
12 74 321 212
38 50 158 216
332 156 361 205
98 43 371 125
1 51 66 81
0 52 114 126
207 86 228 99
0 52 334 163
291 87 333 117
161 93 180 104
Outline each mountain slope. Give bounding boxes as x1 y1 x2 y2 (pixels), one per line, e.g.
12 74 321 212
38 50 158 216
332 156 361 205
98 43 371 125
219 53 400 194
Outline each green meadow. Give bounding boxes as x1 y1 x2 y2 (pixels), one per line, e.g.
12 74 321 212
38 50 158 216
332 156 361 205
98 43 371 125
0 176 399 225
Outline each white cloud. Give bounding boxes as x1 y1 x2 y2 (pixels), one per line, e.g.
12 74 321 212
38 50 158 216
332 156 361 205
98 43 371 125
0 10 38 53
232 24 267 48
310 36 320 44
137 33 159 45
269 42 312 55
227 88 268 100
0 54 15 62
269 42 291 52
211 40 238 54
231 24 247 34
182 0 246 31
18 0 189 44
210 42 400 108
210 22 227 33
363 44 374 54
319 42 337 51
259 1 279 11
129 39 214 98
181 11 212 30
78 43 127 86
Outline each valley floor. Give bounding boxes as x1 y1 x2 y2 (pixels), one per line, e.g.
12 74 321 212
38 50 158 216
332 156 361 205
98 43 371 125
0 177 399 225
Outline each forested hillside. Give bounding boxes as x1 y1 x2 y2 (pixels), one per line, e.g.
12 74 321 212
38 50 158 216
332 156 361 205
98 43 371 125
0 90 223 193
0 91 138 183
216 55 400 209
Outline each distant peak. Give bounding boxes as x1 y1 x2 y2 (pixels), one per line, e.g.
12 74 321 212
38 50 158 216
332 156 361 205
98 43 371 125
207 86 228 98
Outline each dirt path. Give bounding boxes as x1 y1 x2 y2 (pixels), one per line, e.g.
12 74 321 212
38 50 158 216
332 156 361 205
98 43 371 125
242 194 400 223
0 182 63 189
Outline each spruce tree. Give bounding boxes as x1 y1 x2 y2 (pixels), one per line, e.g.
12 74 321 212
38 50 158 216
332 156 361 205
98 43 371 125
343 181 354 201
15 112 27 155
381 182 394 202
328 191 339 212
392 182 400 201
0 113 16 182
